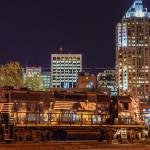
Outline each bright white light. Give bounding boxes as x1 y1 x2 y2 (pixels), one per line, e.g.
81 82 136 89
136 10 144 17
123 66 128 91
124 0 150 18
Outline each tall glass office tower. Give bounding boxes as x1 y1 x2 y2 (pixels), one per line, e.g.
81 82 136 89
116 0 150 99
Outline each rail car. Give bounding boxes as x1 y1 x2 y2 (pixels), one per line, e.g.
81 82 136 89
0 89 147 142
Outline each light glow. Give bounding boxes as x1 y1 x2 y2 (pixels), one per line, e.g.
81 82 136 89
124 0 150 18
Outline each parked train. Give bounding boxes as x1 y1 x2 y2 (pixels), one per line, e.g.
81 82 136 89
0 89 147 142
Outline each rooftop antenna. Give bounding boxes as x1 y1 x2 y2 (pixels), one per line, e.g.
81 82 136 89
59 47 63 53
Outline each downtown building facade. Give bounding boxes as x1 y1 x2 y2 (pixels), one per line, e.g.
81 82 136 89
23 65 42 89
76 72 97 89
116 0 150 100
51 54 82 88
41 71 51 89
24 66 42 77
23 66 51 90
97 70 117 96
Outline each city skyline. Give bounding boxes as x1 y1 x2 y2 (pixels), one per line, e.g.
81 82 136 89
0 0 150 144
0 0 150 68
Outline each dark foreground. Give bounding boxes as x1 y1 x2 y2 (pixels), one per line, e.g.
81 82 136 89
0 142 150 150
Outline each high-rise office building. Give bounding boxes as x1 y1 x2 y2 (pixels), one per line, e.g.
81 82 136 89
116 0 150 99
51 54 82 88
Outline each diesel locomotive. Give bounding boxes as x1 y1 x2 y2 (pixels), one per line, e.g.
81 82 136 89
0 89 146 142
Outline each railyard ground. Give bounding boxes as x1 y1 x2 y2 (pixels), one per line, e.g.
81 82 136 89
0 141 150 150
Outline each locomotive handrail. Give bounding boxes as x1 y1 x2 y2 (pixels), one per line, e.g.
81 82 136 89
14 112 107 127
13 111 139 127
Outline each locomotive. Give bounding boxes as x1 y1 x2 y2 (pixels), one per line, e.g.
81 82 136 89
0 89 146 142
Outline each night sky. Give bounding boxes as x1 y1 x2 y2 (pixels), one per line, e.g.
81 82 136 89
0 0 150 69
